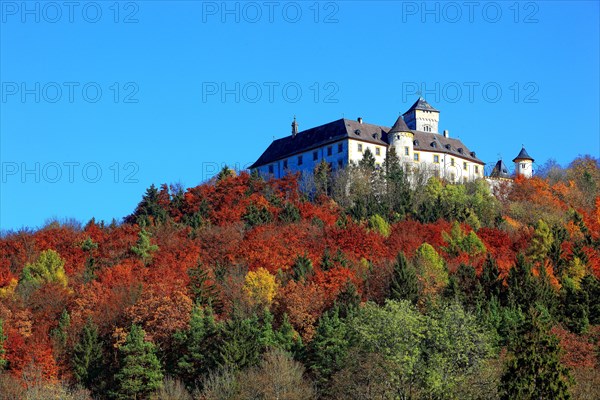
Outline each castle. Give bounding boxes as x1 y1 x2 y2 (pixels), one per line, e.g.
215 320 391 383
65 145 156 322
250 98 534 182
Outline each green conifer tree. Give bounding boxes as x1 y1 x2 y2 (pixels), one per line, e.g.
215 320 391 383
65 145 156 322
174 306 221 387
113 324 163 400
500 311 573 400
131 229 159 265
0 319 7 370
72 319 104 392
304 308 349 391
389 252 419 304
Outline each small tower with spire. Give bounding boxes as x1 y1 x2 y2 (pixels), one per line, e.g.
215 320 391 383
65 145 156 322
512 146 534 178
388 115 414 161
291 116 299 138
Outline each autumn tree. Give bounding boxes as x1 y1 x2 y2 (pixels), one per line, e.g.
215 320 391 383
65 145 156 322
414 243 448 304
19 249 68 291
243 268 278 309
528 219 553 264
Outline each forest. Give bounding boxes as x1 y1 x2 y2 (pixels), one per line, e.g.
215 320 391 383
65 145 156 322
0 150 599 399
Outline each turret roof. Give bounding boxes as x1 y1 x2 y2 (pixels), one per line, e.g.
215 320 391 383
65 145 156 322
388 115 411 134
512 147 534 162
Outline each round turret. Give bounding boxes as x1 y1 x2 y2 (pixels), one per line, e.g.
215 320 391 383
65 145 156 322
512 146 534 178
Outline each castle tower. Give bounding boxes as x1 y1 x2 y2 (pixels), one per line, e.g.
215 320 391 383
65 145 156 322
512 146 534 178
402 97 440 133
388 115 414 161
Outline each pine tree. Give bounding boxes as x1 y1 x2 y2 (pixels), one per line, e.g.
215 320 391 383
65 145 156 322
174 306 221 388
0 319 7 370
273 313 303 354
291 254 313 282
51 309 71 357
334 281 361 319
304 308 349 391
125 184 168 226
320 248 334 271
382 146 411 219
218 313 263 370
358 148 376 171
507 254 537 308
500 311 573 400
581 274 600 324
481 254 502 301
314 159 332 197
72 319 104 391
188 262 221 311
561 281 589 334
131 229 159 265
389 252 419 304
113 324 163 400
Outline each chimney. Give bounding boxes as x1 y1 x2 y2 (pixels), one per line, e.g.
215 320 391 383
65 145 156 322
443 130 449 138
357 117 363 124
291 116 298 138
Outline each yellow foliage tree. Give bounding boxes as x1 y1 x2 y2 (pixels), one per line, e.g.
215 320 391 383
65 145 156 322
19 249 68 289
243 268 279 308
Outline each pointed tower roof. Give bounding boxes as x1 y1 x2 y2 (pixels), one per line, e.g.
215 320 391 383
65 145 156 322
491 160 510 178
512 146 534 162
388 115 411 134
403 97 439 115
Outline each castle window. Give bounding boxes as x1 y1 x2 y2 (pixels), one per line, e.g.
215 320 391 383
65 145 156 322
358 143 363 152
338 143 343 153
404 147 409 156
450 158 455 166
414 153 420 162
424 125 431 132
313 151 318 161
376 147 381 156
268 165 274 174
475 165 479 174
521 163 526 168
283 160 288 169
298 155 303 165
433 155 440 163
463 162 467 170
450 173 455 181
327 146 333 156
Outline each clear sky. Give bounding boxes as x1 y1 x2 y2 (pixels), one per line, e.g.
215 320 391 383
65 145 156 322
1 0 599 231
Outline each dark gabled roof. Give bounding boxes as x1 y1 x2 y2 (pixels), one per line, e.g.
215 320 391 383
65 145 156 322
403 97 439 114
388 115 411 134
249 119 387 169
250 117 485 168
411 131 484 164
490 160 510 178
512 147 534 162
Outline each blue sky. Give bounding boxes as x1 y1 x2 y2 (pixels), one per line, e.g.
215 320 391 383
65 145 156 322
1 0 599 231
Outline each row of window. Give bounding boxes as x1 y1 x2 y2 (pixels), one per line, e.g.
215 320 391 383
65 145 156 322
357 143 381 156
267 143 345 174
